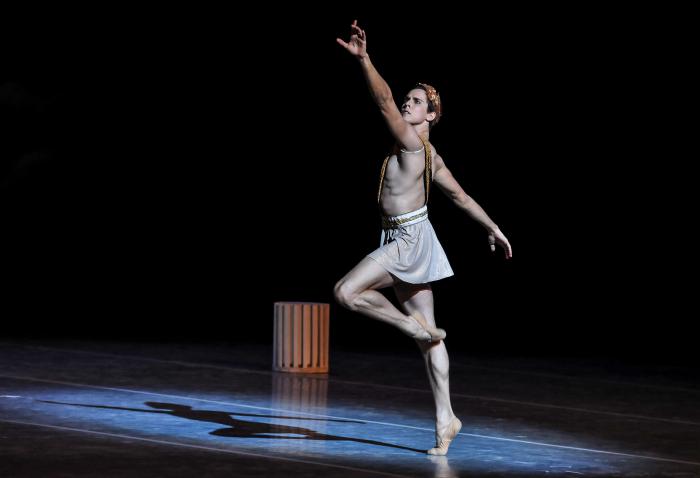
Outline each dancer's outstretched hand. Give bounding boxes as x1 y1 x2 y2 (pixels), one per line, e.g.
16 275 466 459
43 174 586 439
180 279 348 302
336 20 367 60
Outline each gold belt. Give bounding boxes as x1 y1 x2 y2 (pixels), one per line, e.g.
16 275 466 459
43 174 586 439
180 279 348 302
381 209 428 229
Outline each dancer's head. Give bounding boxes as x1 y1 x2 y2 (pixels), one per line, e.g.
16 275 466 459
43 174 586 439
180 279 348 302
401 83 441 129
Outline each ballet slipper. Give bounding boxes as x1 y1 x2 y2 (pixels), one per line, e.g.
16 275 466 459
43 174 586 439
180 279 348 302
411 311 446 342
427 416 462 455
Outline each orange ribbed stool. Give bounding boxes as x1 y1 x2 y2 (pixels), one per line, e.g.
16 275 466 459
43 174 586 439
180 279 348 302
273 302 329 373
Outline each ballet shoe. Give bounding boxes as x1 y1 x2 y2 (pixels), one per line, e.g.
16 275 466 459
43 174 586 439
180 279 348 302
427 416 462 456
411 312 446 342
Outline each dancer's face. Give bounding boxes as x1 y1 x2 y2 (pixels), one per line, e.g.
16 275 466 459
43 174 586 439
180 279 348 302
401 89 436 125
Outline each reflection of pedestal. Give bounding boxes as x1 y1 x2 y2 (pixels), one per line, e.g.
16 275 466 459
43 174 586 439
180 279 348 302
271 372 329 445
271 373 328 411
273 302 329 373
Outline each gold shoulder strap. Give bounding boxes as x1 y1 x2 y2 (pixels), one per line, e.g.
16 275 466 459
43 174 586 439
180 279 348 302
377 154 390 204
377 138 432 205
422 137 432 205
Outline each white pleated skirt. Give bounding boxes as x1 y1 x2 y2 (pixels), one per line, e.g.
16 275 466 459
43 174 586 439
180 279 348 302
367 205 454 284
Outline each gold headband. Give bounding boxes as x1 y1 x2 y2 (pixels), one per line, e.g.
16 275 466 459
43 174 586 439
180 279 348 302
416 82 441 125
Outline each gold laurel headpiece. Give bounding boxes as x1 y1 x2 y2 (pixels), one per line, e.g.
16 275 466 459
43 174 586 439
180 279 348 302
416 82 441 126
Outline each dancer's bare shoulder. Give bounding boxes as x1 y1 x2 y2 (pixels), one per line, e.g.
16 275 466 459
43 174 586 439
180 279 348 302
431 144 445 174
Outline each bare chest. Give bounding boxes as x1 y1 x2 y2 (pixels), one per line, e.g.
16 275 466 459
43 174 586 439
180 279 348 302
382 155 423 190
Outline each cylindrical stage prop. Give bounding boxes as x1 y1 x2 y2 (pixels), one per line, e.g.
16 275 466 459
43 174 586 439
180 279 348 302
273 302 329 373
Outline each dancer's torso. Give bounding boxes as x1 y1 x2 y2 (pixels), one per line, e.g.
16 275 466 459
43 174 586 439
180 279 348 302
379 142 436 216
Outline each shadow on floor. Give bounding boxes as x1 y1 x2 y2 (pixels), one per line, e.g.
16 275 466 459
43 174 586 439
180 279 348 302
38 400 426 454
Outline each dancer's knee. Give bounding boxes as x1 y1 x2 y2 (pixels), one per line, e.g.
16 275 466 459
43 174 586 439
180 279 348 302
333 280 358 311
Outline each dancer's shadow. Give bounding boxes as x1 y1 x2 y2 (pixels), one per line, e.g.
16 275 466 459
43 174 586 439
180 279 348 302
39 400 426 453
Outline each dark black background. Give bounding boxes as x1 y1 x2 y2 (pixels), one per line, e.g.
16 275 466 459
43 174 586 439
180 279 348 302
2 6 693 360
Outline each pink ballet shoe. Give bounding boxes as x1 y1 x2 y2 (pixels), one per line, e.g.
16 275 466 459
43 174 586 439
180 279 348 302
411 312 446 342
427 416 462 456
